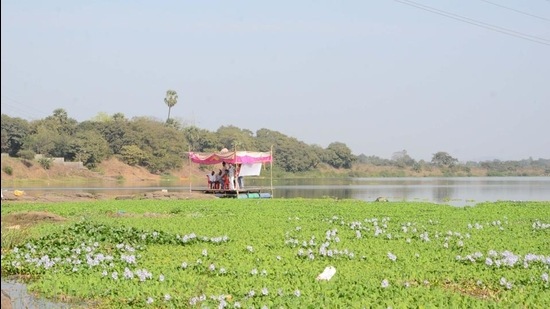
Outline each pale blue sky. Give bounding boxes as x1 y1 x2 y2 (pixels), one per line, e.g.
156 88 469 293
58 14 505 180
2 1 549 161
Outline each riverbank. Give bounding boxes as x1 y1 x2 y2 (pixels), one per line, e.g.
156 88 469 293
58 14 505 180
1 189 215 204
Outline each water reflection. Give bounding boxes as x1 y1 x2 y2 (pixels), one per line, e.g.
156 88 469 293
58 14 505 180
4 177 550 207
254 177 550 206
432 185 456 204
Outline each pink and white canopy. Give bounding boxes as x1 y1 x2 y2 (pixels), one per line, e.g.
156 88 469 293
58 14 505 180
189 151 272 165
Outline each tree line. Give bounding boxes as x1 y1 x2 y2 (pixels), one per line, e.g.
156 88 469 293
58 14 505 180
1 109 356 174
2 109 549 176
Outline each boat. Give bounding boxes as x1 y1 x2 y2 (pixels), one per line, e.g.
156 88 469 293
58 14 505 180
187 148 273 198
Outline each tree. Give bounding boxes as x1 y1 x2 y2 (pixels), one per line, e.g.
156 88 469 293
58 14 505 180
120 145 149 166
112 113 126 121
90 112 112 122
68 130 111 168
23 125 57 155
216 125 255 151
391 149 415 168
1 114 30 156
183 126 219 152
42 108 78 135
164 90 178 122
255 129 321 172
325 142 355 169
431 151 458 167
128 117 188 173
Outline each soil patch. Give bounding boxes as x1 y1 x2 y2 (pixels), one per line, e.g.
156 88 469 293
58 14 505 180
1 156 207 184
1 191 111 203
1 190 215 204
2 211 66 228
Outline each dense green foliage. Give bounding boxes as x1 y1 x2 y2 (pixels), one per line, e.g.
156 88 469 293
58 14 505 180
1 200 549 308
2 110 549 176
1 111 356 173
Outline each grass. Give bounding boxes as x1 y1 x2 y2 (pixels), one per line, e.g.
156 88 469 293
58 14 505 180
1 227 31 253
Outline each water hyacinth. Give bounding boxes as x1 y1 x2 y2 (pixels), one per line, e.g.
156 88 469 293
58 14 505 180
387 252 397 262
1 200 549 308
121 254 136 264
135 269 152 282
123 267 134 279
532 220 550 230
500 277 513 290
457 250 550 269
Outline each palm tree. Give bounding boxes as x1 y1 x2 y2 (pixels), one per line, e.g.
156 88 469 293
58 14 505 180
164 90 178 122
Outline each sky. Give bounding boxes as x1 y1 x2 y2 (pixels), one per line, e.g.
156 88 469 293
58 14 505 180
2 0 549 162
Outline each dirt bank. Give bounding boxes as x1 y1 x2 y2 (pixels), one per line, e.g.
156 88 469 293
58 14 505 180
1 189 215 204
1 156 207 184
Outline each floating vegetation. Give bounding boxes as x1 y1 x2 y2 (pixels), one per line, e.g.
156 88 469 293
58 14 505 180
1 199 549 308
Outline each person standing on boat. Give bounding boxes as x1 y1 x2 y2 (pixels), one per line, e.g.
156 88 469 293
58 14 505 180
207 171 216 189
236 164 244 189
216 169 224 189
228 163 236 190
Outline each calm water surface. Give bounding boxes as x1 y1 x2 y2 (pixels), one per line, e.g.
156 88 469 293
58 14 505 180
5 177 550 207
268 177 550 206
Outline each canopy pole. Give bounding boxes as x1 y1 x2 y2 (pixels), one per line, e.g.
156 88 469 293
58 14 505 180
188 146 192 193
234 144 239 196
270 145 273 198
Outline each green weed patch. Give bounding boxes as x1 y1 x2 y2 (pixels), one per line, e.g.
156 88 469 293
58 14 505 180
1 199 549 308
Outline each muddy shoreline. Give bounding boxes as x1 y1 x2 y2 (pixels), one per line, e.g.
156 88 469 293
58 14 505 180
1 189 215 204
1 279 73 309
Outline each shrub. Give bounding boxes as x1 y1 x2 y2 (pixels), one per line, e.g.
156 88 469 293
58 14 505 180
18 149 36 160
2 165 13 175
38 158 53 170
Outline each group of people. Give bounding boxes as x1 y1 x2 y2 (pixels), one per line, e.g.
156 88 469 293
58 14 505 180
207 162 244 190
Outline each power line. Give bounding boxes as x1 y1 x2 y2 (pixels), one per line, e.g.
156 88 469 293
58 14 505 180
479 0 550 22
394 0 550 46
1 96 48 120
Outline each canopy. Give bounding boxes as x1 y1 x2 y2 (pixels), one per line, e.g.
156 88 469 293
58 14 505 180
189 151 272 165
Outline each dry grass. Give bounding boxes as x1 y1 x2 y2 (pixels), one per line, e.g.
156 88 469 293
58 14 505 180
1 211 67 252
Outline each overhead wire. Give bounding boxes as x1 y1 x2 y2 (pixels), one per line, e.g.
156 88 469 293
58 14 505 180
1 95 48 120
478 0 550 22
394 0 550 46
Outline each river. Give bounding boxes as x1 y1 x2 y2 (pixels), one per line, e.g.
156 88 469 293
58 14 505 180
4 176 550 207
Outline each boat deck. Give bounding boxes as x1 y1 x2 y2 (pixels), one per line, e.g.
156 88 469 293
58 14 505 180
192 187 272 199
